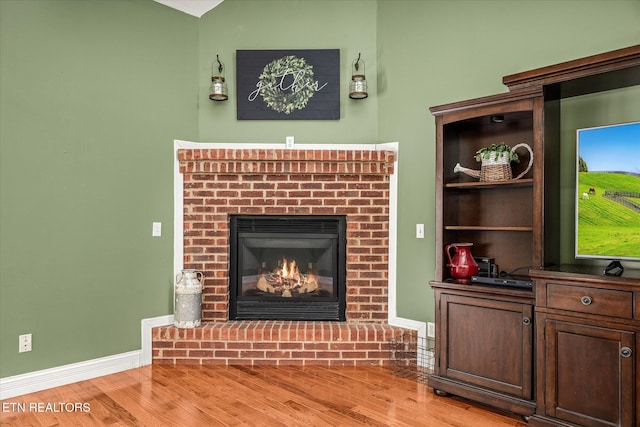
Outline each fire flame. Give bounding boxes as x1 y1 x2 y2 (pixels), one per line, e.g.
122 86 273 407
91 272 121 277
256 257 319 296
280 258 300 282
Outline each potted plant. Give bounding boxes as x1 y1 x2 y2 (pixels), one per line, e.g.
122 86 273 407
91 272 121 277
454 142 533 182
474 143 520 163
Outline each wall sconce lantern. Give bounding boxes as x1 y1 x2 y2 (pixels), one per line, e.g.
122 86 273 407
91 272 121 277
209 55 228 101
349 53 368 99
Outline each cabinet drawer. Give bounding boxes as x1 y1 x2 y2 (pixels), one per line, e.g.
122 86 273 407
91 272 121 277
547 283 633 319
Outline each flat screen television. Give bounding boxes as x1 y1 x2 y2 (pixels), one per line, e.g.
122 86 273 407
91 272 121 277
575 121 640 262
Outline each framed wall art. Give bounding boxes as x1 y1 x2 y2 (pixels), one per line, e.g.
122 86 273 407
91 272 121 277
236 49 340 120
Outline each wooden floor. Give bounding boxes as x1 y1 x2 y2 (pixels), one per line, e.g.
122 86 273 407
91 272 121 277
1 365 527 426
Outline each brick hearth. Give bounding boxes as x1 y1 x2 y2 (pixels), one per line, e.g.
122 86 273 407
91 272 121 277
153 321 410 366
153 147 413 366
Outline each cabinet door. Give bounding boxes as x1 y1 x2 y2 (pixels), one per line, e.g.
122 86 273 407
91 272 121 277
543 318 635 427
439 293 533 398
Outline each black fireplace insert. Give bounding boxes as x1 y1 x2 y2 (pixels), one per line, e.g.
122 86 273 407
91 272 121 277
229 215 346 321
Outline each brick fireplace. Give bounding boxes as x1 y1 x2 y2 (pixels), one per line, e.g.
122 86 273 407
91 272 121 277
152 144 415 366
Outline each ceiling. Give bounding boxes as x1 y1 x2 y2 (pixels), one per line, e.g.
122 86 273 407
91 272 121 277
153 0 224 18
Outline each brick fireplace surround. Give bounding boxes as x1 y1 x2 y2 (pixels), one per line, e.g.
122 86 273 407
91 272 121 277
152 145 415 366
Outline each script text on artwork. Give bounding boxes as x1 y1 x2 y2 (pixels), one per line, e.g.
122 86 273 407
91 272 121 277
248 68 328 101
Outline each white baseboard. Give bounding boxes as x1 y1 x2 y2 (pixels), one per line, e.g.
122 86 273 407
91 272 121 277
141 314 174 366
0 314 421 399
0 314 174 400
0 351 140 400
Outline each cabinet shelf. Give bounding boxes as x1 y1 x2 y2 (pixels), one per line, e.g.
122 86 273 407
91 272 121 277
444 225 533 231
433 95 542 278
444 178 533 189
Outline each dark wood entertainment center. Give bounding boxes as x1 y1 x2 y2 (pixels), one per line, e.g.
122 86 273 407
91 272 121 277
428 45 640 426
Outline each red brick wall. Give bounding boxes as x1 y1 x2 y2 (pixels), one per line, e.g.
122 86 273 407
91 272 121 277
152 148 409 366
178 148 395 323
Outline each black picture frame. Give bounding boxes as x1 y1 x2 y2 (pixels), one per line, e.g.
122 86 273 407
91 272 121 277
236 49 340 120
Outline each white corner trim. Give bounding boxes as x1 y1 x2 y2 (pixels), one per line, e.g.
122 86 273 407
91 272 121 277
384 142 400 321
172 140 407 304
381 141 428 339
388 316 426 337
0 351 140 400
173 140 425 337
0 314 175 399
141 314 174 366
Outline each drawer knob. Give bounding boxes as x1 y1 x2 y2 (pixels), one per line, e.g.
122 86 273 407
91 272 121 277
581 296 593 305
620 347 632 358
523 317 531 326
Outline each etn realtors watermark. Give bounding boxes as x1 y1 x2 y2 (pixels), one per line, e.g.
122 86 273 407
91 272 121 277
2 401 91 413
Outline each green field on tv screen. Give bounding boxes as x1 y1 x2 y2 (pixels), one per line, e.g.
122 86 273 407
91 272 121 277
577 172 640 259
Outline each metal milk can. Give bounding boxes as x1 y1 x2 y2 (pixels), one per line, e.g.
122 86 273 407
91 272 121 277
174 269 203 328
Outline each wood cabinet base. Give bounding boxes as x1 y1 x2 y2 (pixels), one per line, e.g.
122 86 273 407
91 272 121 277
528 415 579 427
428 375 535 418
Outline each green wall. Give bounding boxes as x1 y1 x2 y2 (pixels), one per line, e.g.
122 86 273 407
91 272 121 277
1 0 638 378
0 0 198 377
196 0 379 142
376 0 640 321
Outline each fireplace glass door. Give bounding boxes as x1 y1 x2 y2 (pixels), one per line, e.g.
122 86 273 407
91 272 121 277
229 215 346 321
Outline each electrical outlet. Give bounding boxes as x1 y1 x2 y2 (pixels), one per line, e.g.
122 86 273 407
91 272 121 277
19 333 32 353
285 136 294 149
427 322 435 338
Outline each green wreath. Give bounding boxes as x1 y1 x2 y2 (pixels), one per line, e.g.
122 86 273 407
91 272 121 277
259 55 315 114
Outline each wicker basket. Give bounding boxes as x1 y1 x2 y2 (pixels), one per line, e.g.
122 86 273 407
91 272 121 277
480 152 512 181
479 143 533 182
